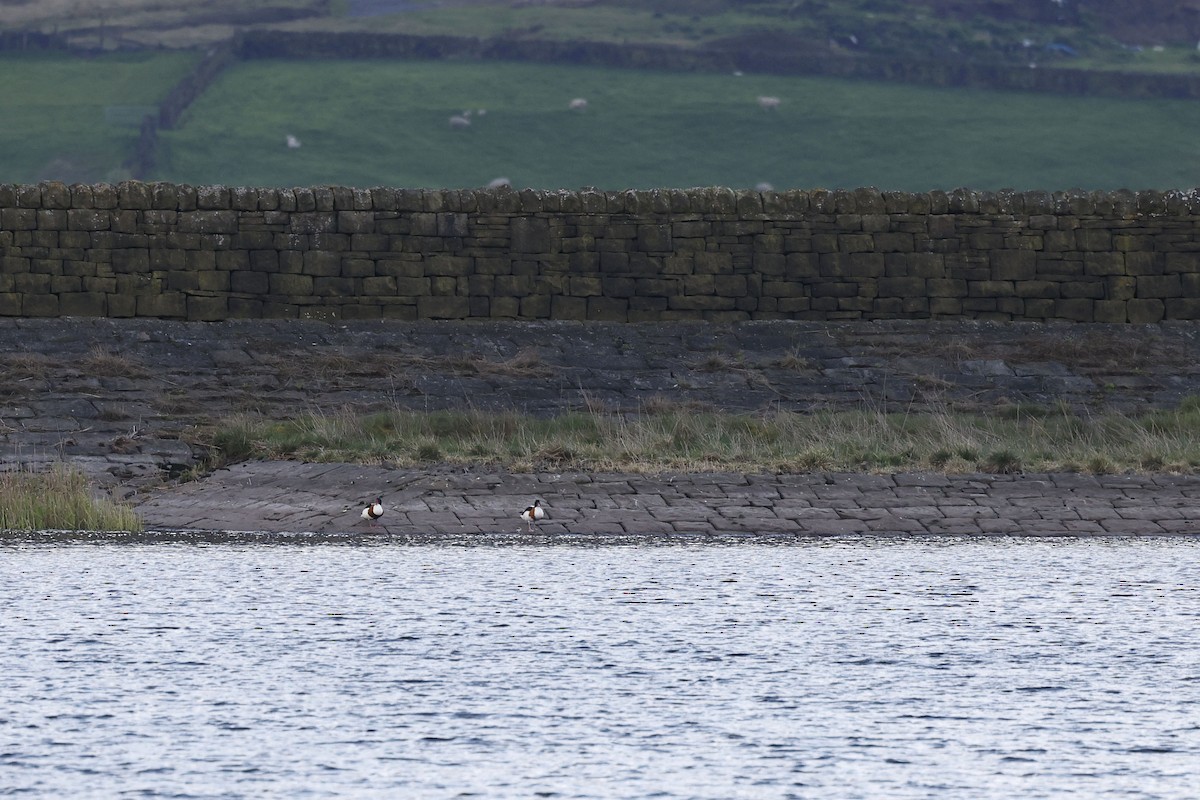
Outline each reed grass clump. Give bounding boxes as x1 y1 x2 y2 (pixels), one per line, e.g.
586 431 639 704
206 402 1200 475
0 466 143 532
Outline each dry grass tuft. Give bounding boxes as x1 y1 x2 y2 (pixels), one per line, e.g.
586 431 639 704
0 353 52 381
79 346 151 378
0 465 142 532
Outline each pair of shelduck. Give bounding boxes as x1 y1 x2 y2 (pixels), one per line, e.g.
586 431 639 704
361 498 546 531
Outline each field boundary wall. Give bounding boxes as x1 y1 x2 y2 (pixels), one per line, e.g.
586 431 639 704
236 30 1200 101
2 182 1200 323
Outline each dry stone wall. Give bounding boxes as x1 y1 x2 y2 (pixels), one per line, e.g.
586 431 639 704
2 182 1200 323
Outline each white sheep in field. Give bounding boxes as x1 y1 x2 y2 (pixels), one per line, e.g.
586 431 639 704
285 134 301 149
448 114 472 129
758 95 781 110
569 97 588 111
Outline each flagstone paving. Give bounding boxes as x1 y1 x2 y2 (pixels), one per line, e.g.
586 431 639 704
133 461 1200 535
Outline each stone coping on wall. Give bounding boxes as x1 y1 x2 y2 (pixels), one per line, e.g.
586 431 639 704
3 182 1200 323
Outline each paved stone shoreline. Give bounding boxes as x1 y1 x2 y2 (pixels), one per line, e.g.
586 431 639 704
132 461 1200 536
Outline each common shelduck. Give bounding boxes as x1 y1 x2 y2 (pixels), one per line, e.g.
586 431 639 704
520 499 546 531
361 497 384 524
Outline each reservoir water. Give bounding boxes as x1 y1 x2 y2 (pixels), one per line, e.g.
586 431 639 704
2 535 1198 798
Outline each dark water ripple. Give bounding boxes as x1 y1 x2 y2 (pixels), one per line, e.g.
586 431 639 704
1 536 1198 798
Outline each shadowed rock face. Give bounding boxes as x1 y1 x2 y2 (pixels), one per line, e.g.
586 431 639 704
2 318 1199 498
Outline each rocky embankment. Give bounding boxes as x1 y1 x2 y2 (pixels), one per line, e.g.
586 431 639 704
3 318 1199 534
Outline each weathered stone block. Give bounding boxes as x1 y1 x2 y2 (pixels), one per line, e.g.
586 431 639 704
878 276 926 296
269 274 313 294
337 211 374 234
425 255 471 276
0 293 21 315
195 185 230 210
184 295 228 321
149 249 186 271
231 271 270 294
227 297 264 317
49 274 78 292
928 278 967 297
1165 298 1200 319
232 231 272 250
1043 231 1074 252
584 296 627 321
1022 298 1053 318
21 294 58 316
693 253 732 274
314 277 356 296
360 276 395 295
119 181 152 210
342 258 375 278
1165 252 1200 273
1124 252 1162 276
178 210 238 234
59 292 107 316
568 276 603 296
40 181 70 209
1076 229 1112 251
669 294 734 311
302 251 342 276
92 184 118 209
418 295 469 319
2 208 37 230
637 224 672 252
136 293 187 318
1094 300 1127 322
14 184 40 208
991 250 1035 280
1137 275 1182 298
197 271 230 292
1054 298 1094 321
111 249 149 272
551 295 587 320
1060 281 1104 299
811 282 859 298
340 303 381 320
165 271 200 292
714 275 747 297
1014 280 1059 298
511 217 551 253
1127 298 1165 323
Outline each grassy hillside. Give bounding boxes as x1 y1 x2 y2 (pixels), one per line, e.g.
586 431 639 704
0 51 197 184
4 0 1200 69
155 58 1200 191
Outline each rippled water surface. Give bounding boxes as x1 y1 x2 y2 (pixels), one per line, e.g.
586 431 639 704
2 535 1199 798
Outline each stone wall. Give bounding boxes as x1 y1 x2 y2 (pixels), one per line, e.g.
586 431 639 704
236 30 1200 101
2 182 1200 323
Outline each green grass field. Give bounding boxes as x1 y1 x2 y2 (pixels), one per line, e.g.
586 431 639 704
155 57 1200 191
0 51 198 184
4 50 1200 191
